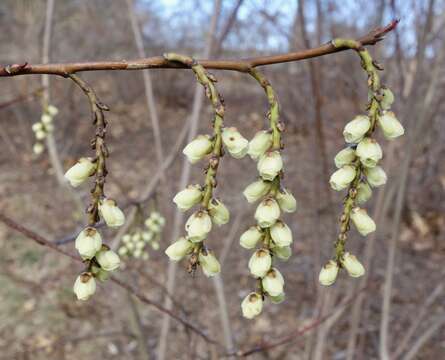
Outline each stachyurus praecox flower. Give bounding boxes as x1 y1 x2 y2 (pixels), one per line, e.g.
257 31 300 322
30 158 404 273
239 68 295 319
64 157 96 187
321 38 405 287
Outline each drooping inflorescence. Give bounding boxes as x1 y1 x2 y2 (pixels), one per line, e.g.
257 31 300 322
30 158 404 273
239 68 297 319
32 104 58 155
164 53 249 277
319 39 405 286
65 75 125 300
118 208 165 260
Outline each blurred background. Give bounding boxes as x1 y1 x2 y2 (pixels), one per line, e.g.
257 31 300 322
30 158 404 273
0 0 444 359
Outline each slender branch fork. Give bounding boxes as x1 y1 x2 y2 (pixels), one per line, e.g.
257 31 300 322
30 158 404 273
0 20 398 77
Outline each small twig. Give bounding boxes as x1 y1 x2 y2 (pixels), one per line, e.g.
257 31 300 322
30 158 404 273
392 282 444 358
401 314 445 360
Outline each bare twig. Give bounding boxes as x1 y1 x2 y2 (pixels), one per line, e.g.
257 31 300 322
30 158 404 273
41 0 84 212
392 282 444 359
0 20 399 77
401 314 445 360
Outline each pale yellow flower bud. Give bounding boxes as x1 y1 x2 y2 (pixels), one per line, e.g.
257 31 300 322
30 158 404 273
41 114 52 125
254 198 280 228
241 292 263 319
257 151 283 181
73 273 96 301
329 165 356 191
248 248 272 278
222 127 249 159
33 143 44 155
35 130 47 140
199 250 221 277
32 122 43 132
173 184 202 211
275 188 297 213
343 115 371 143
350 207 376 236
183 135 213 163
380 88 394 110
208 199 230 225
341 252 365 277
96 249 121 271
356 182 372 204
334 147 356 168
356 138 382 168
99 199 125 227
64 157 96 187
378 111 404 140
364 166 387 187
47 105 59 116
318 260 339 286
240 226 263 249
165 237 193 261
262 268 285 297
248 130 272 160
185 210 212 242
270 220 293 247
272 245 292 261
75 227 102 260
242 179 271 203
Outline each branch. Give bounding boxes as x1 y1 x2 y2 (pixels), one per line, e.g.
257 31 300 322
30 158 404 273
0 20 399 77
0 211 219 346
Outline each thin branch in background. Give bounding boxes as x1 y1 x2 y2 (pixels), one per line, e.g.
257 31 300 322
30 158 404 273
126 0 165 173
401 314 445 360
0 211 220 347
41 0 84 213
392 282 444 359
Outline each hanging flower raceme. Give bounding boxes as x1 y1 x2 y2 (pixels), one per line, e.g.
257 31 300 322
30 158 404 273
118 210 165 260
32 104 59 156
320 39 405 286
163 53 240 277
240 68 296 319
65 74 125 301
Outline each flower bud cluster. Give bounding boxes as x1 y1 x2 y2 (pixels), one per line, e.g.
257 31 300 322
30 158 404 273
241 69 296 319
32 104 58 155
66 75 125 301
72 198 125 300
321 43 404 286
163 53 230 277
118 211 165 260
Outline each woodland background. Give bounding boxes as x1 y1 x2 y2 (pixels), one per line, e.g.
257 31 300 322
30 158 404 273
0 0 444 359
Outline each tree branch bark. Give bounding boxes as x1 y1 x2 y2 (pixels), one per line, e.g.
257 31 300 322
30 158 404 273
0 20 398 77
